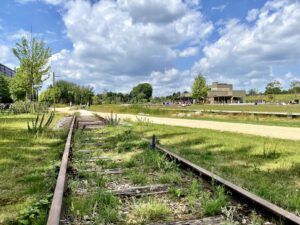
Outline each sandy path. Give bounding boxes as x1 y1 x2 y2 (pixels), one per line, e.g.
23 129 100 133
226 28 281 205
56 108 300 140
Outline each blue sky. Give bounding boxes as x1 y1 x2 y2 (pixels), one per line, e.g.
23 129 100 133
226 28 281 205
0 0 300 96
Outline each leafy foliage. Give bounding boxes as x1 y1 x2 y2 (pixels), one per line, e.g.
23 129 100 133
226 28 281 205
0 74 12 103
39 87 61 104
192 74 207 101
9 101 49 114
265 80 282 95
290 80 300 94
12 36 51 101
9 70 27 101
40 80 94 105
130 83 153 103
17 195 52 225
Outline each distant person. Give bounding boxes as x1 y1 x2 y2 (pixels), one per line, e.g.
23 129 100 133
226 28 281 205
70 101 72 107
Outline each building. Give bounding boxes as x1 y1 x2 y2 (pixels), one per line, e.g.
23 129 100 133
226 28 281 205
0 63 15 78
207 82 246 104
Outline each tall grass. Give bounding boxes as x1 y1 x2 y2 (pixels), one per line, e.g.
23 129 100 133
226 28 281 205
134 123 300 215
0 114 66 224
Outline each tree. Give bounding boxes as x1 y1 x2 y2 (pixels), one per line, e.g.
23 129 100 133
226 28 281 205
264 80 282 95
13 36 51 101
247 88 258 96
9 68 28 101
0 74 11 103
192 74 207 102
39 80 94 105
290 80 300 94
130 83 153 102
39 87 61 104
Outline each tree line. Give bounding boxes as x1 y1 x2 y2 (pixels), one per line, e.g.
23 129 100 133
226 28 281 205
248 80 300 96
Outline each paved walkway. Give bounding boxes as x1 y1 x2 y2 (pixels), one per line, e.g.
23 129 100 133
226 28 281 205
56 108 300 140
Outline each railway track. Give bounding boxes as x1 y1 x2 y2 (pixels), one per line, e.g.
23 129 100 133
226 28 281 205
47 115 300 225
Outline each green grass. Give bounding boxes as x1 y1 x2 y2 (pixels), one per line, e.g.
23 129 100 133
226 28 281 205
246 93 300 103
131 198 171 224
0 113 66 224
90 104 300 127
187 103 300 113
91 103 300 114
133 123 300 215
185 113 300 127
69 124 231 224
128 171 148 185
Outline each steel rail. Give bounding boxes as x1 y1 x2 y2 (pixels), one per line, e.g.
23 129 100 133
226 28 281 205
154 143 300 225
47 116 75 225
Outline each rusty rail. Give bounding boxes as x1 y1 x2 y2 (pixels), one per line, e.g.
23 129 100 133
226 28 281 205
47 116 75 225
152 138 300 225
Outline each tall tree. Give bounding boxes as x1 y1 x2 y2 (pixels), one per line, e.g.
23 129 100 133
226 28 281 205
248 88 258 96
130 83 153 102
13 36 51 101
39 80 95 105
192 74 207 102
290 80 300 94
264 80 282 95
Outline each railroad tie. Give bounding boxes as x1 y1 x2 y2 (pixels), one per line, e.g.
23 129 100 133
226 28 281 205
147 215 224 225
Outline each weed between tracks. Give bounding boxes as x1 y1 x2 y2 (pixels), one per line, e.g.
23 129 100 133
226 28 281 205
65 124 271 225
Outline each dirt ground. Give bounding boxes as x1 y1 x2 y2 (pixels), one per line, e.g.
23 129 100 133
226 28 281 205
56 108 300 140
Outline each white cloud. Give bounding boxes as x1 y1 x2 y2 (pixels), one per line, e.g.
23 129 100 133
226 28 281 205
0 44 16 68
0 45 10 62
51 0 213 94
149 68 192 95
211 4 227 12
179 47 198 57
7 29 31 41
192 0 300 91
246 8 259 22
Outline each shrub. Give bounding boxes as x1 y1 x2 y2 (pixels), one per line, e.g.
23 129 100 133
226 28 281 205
10 101 49 114
27 112 55 133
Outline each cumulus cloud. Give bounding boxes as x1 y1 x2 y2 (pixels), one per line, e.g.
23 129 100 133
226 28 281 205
50 0 213 94
179 47 198 57
192 0 300 91
246 9 259 22
149 68 192 96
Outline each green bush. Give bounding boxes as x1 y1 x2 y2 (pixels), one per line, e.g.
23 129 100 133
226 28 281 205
10 101 49 114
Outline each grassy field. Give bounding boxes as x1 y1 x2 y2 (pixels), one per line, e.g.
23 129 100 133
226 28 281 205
90 104 300 127
0 113 67 224
186 104 300 113
246 93 300 103
132 122 300 216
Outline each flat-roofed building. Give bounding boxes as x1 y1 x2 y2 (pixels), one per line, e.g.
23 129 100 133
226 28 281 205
0 63 15 78
207 82 246 104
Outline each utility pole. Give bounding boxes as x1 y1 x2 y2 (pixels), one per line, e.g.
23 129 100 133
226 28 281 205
53 72 56 113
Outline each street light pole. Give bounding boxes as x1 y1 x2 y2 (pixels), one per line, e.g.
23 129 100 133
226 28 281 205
53 72 56 113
